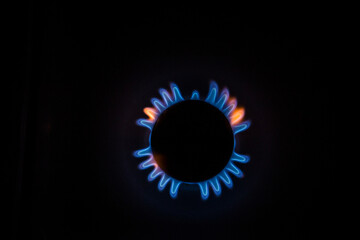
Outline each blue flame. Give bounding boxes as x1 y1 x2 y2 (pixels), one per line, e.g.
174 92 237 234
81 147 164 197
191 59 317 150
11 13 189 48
134 81 251 200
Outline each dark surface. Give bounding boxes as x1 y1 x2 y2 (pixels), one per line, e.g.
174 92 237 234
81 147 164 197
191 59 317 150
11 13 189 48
151 100 234 182
8 3 334 240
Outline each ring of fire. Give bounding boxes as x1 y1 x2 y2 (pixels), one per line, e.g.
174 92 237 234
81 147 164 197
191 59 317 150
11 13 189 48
133 81 251 200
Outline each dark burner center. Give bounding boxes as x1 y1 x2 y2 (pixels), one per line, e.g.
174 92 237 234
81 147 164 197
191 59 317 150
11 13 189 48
151 100 234 182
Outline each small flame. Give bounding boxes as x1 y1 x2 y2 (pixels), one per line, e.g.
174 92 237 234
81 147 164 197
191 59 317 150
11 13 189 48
230 107 245 126
144 107 158 121
228 97 236 103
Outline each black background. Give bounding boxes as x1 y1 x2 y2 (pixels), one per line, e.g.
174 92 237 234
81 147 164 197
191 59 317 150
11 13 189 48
8 3 333 240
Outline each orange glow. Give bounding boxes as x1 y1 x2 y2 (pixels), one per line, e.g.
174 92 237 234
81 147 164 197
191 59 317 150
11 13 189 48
144 107 158 121
228 97 236 104
153 153 165 167
230 107 245 125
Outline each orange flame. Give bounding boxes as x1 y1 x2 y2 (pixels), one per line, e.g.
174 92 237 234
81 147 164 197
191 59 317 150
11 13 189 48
230 107 245 126
144 107 157 121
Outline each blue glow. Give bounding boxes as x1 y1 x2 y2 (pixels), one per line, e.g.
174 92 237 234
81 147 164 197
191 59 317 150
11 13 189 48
170 180 181 198
218 171 233 188
231 152 250 163
223 100 237 116
233 121 251 134
191 90 200 100
134 81 251 200
158 174 171 191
